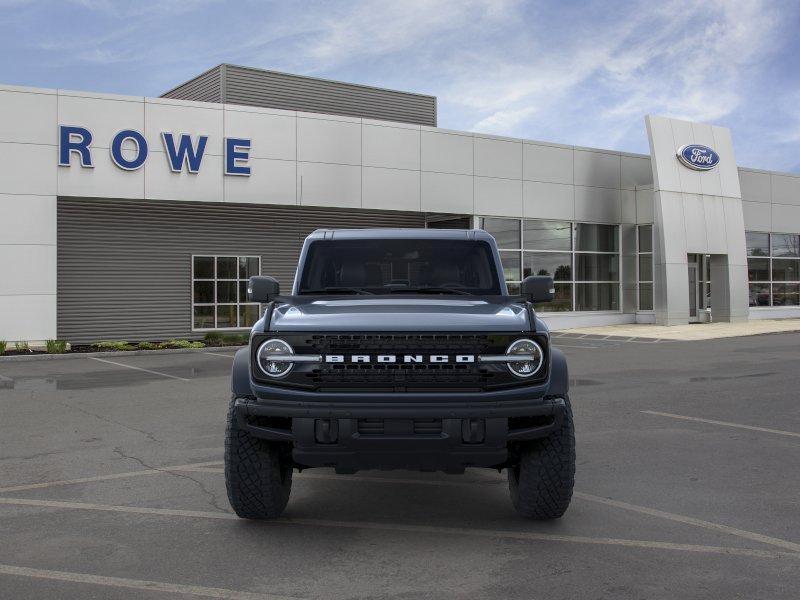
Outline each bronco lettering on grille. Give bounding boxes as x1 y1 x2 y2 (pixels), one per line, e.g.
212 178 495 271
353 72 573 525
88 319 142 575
324 354 476 364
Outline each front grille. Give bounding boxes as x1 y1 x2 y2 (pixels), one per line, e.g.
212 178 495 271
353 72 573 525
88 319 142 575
307 334 496 355
304 334 502 390
309 362 487 389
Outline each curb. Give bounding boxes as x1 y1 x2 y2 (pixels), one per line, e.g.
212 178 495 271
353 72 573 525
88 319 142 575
0 346 245 363
552 328 800 343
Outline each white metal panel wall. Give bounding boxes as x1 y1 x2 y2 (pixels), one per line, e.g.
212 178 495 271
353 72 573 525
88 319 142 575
0 86 58 341
738 167 800 233
2 83 661 222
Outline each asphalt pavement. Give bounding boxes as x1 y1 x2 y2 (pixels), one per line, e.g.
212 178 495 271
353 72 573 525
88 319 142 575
1 332 799 599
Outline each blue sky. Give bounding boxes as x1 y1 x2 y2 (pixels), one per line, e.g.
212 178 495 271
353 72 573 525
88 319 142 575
2 0 799 172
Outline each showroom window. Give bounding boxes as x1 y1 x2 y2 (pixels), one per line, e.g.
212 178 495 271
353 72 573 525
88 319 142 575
192 255 262 330
746 232 800 307
481 218 620 311
637 225 654 310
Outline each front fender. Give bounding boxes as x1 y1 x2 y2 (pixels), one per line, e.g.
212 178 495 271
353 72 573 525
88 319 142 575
231 347 253 398
546 346 569 397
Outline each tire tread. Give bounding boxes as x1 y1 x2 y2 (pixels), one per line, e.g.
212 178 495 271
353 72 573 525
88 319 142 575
508 396 576 519
224 397 292 519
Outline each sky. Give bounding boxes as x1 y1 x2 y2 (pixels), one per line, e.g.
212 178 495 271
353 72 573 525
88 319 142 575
2 0 799 172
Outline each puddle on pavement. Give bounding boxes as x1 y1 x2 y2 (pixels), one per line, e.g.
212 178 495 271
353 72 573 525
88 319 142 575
0 366 224 390
688 372 775 383
0 372 160 390
569 378 604 387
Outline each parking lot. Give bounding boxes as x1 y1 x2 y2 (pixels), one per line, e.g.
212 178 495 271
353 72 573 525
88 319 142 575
1 332 799 599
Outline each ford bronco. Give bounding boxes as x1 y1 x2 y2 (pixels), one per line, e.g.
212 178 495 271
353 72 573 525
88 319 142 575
225 228 575 519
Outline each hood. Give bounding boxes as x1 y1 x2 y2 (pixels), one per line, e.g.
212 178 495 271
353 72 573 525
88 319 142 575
268 296 531 332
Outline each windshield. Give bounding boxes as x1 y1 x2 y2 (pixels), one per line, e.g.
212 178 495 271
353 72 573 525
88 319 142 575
297 239 502 295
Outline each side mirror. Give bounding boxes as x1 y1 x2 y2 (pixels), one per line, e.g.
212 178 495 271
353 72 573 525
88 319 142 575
248 276 280 302
520 275 555 303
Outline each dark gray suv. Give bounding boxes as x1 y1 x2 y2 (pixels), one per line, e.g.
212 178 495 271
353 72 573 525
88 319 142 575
226 229 575 519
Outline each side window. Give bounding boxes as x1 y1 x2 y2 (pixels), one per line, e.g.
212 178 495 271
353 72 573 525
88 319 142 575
746 232 800 307
192 255 261 330
479 217 621 312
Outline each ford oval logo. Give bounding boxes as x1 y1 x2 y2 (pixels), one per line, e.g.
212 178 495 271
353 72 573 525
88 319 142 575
676 144 720 171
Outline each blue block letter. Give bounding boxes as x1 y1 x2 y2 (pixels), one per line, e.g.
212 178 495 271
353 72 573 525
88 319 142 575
59 125 93 168
224 138 251 176
161 133 208 173
110 130 148 171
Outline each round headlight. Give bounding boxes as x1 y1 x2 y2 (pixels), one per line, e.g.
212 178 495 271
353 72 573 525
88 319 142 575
505 338 544 378
256 339 294 378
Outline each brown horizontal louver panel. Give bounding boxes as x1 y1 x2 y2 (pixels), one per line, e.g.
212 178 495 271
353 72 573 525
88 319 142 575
161 64 436 126
57 198 426 344
161 65 222 103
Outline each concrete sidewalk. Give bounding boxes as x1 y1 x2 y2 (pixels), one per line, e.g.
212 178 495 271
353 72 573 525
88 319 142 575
557 319 800 341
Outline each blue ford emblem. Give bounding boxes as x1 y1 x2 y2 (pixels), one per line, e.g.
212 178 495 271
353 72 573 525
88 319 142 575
676 144 720 171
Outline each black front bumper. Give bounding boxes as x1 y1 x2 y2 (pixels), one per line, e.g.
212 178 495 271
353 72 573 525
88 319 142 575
234 390 566 473
246 379 556 418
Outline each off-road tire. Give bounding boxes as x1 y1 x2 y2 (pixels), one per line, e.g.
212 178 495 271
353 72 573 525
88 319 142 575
224 397 292 519
508 396 575 519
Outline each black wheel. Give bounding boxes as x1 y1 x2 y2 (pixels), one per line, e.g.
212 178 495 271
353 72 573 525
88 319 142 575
508 396 575 519
224 397 292 519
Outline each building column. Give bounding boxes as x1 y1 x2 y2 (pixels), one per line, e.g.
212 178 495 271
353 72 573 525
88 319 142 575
652 190 690 325
0 86 59 343
0 194 57 342
645 115 748 326
709 255 749 322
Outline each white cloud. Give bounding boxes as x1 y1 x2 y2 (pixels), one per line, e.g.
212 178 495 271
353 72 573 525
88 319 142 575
455 1 783 144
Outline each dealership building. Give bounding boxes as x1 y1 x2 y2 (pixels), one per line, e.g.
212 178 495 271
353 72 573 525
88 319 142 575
1 64 799 344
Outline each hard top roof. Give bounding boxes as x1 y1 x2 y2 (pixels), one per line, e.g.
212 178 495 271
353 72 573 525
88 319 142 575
306 228 495 242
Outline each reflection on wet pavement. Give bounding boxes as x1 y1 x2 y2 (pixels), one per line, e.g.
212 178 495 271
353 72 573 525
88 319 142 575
0 356 233 390
570 378 604 387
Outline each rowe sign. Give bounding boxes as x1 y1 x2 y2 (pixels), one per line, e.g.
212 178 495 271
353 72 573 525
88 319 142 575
57 125 252 176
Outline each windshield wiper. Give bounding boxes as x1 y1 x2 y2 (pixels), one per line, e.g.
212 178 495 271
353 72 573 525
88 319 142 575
300 287 374 295
390 286 473 296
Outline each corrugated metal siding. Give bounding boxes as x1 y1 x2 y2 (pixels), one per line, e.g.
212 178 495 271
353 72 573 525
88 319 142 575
160 64 436 126
57 198 426 343
161 65 222 103
224 66 436 126
426 214 473 229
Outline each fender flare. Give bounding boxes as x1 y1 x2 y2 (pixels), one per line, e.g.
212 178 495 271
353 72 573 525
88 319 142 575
546 346 569 398
231 347 253 398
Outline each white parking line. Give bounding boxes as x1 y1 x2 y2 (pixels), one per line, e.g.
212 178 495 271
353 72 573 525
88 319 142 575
642 410 800 439
202 352 237 359
573 492 800 553
9 460 800 557
553 344 600 349
0 461 223 493
179 468 800 553
0 563 303 600
0 496 792 560
89 357 190 381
